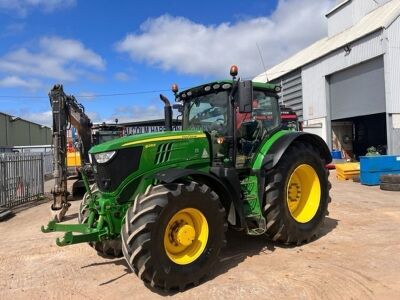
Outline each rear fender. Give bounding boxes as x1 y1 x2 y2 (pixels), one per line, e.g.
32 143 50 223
261 132 332 170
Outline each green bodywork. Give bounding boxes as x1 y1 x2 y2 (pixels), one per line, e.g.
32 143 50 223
42 130 212 244
241 130 289 225
42 79 293 244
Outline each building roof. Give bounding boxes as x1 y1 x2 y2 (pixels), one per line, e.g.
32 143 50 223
0 111 51 129
254 0 400 82
325 0 352 17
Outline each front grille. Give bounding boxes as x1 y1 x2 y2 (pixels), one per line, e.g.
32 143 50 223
93 146 142 192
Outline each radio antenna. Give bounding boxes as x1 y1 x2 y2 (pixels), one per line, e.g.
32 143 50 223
256 42 269 82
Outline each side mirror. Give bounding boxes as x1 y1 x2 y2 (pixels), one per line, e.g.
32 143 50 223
172 104 183 113
238 80 253 113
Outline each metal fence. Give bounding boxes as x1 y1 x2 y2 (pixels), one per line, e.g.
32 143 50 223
0 145 53 154
0 153 50 208
43 152 53 176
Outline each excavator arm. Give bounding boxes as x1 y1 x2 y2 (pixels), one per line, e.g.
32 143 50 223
49 84 92 222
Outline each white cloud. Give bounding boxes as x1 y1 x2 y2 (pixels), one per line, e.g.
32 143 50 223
40 37 105 70
87 111 102 124
0 0 76 16
116 0 334 78
109 104 164 123
13 109 53 127
0 75 42 90
114 72 130 81
0 36 105 86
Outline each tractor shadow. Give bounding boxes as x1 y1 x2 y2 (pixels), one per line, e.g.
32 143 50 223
61 212 79 221
81 258 132 286
89 217 338 295
317 217 339 240
212 217 338 278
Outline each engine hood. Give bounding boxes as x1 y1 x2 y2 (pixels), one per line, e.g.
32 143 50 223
89 130 207 154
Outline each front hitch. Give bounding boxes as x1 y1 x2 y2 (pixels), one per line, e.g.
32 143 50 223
41 220 108 246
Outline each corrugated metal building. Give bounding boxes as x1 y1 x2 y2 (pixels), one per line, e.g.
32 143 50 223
0 112 52 147
254 0 400 158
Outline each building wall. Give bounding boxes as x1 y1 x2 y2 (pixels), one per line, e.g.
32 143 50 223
0 112 52 146
303 117 328 142
0 114 6 144
272 69 303 120
384 15 400 153
301 30 387 150
327 0 384 37
302 29 385 121
301 19 400 154
327 1 353 37
352 0 379 25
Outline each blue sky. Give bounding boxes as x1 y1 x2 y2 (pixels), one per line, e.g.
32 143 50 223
0 0 334 126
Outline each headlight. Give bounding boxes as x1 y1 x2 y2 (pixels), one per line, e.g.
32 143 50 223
94 151 116 164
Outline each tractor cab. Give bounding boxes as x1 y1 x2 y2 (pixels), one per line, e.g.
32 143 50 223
174 69 283 168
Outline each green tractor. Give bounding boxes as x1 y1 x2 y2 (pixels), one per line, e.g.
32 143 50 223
42 66 331 290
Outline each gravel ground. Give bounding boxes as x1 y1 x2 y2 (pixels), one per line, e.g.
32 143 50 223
0 171 399 299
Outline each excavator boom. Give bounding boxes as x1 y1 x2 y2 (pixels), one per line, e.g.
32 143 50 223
49 84 92 222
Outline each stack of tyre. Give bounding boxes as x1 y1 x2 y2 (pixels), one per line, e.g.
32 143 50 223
380 174 400 191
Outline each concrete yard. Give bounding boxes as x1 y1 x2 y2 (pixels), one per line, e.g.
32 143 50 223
0 171 399 299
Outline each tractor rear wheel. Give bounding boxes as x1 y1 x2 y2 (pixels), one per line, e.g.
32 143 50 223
79 186 122 257
121 181 226 290
263 142 331 245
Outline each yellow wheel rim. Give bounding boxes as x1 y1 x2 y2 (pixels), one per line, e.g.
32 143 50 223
286 164 321 223
164 208 208 265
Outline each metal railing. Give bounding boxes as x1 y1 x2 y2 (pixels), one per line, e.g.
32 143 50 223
43 152 54 176
0 145 53 154
0 152 51 208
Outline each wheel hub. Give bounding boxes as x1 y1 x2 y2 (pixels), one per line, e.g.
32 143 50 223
164 208 209 265
286 164 321 223
176 224 195 246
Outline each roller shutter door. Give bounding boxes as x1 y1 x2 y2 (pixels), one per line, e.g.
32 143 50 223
329 57 385 120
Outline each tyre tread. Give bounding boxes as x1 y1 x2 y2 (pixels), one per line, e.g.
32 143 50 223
121 182 227 290
263 142 331 245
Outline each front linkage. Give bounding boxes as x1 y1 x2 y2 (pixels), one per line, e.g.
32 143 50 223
41 169 123 247
41 221 108 246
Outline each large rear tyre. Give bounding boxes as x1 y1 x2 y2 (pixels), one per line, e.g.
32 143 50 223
263 142 331 245
78 186 122 257
121 182 226 290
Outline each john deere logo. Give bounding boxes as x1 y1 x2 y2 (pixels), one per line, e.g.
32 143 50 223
201 148 209 158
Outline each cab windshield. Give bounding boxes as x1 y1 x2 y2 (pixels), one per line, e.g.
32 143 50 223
182 91 228 133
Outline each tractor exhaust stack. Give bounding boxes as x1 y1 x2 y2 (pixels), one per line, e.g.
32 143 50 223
159 94 172 131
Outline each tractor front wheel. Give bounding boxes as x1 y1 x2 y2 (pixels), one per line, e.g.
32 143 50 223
263 142 331 245
121 182 226 290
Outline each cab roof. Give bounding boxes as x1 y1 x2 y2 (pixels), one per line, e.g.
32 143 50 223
177 79 280 101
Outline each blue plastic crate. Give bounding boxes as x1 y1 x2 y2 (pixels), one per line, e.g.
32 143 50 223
360 155 400 186
331 150 342 159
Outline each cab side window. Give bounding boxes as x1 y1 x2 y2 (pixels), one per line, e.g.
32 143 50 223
236 89 280 168
252 90 280 133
